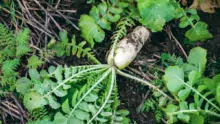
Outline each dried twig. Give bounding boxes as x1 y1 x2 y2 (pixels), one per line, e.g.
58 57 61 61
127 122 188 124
165 26 187 58
33 0 63 31
137 90 151 114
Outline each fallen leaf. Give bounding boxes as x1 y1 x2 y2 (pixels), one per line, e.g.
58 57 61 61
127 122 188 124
200 0 215 13
190 0 199 9
218 0 220 7
181 0 188 6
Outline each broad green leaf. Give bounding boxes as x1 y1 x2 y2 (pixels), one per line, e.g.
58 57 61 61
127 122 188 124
164 104 178 123
216 84 220 104
165 104 179 113
54 66 63 83
164 66 184 94
190 115 204 124
16 77 31 94
73 109 90 120
178 88 191 101
23 92 47 110
188 71 201 85
84 93 99 102
187 47 207 70
137 0 178 32
78 102 90 112
53 112 67 124
79 15 105 47
177 101 190 123
177 113 190 123
29 69 40 80
185 22 212 42
62 99 71 114
48 66 56 73
46 95 60 109
118 110 130 116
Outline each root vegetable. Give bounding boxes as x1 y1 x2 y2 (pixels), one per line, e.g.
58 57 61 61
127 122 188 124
108 26 150 69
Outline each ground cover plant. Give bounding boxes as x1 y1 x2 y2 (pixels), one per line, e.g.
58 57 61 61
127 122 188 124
0 0 220 124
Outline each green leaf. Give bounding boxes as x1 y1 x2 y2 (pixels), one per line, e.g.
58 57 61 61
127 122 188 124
190 115 204 124
53 112 67 124
62 99 71 114
187 47 207 70
46 95 61 109
177 101 190 123
101 112 112 117
79 15 105 47
216 84 220 104
29 69 40 80
84 93 99 102
27 55 43 69
185 22 212 42
16 77 31 94
137 0 178 32
23 92 47 110
178 88 191 101
73 109 90 120
164 66 184 94
165 104 179 113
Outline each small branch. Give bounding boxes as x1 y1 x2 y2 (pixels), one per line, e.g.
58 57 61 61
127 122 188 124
33 0 63 31
137 90 151 114
165 26 187 58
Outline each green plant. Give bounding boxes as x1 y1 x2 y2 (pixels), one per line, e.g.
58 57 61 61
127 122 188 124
162 47 220 123
79 0 136 47
0 23 32 88
17 24 173 124
48 30 100 64
140 98 163 123
137 0 212 42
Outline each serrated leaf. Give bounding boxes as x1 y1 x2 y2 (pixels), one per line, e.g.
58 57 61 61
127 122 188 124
46 95 60 109
27 55 43 69
79 15 105 47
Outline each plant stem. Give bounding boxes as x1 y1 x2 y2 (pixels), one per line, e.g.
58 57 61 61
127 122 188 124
169 109 220 118
116 68 174 101
175 76 220 112
88 67 116 123
42 65 108 98
64 68 112 124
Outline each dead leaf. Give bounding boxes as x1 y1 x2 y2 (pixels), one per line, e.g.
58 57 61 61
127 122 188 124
200 0 215 13
190 0 199 9
181 0 188 6
218 0 220 7
190 0 215 13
